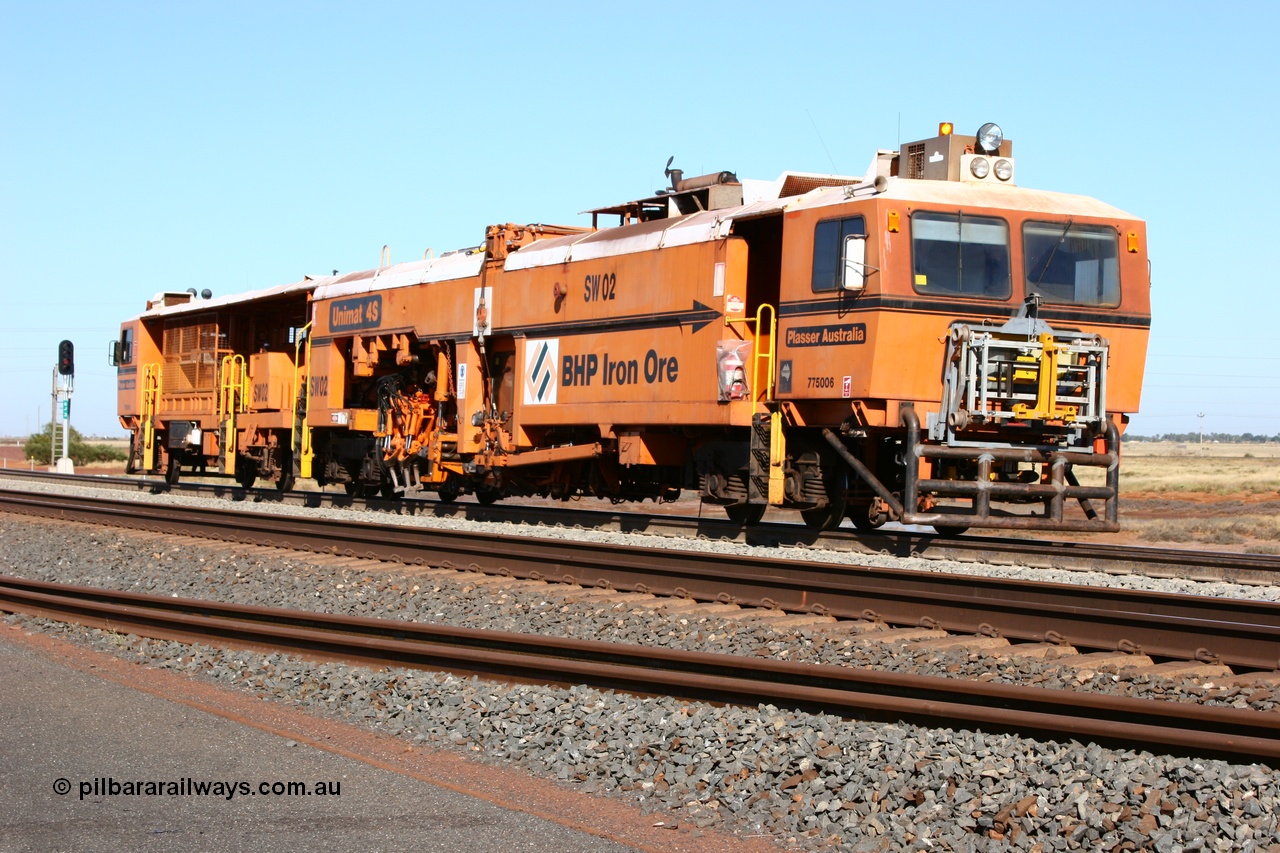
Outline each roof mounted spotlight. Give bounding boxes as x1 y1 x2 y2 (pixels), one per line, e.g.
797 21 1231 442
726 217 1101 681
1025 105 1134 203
975 122 1003 155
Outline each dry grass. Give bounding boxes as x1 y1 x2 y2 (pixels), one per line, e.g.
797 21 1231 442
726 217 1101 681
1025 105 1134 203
1074 441 1280 495
1118 455 1280 494
1123 441 1280 459
1070 442 1280 550
1133 517 1280 545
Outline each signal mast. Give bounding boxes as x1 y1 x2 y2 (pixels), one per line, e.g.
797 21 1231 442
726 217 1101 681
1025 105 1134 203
52 340 74 473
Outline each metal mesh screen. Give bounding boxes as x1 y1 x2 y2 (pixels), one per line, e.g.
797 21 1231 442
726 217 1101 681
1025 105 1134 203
906 143 925 180
162 320 218 392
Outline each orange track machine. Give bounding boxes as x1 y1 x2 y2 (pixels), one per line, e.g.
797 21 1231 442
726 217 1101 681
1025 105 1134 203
114 122 1149 533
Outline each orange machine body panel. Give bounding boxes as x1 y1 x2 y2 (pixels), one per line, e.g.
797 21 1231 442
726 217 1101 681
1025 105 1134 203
772 184 1149 420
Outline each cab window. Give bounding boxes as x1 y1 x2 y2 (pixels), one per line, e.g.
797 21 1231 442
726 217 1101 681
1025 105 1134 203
811 215 866 292
1024 221 1120 306
118 328 134 366
911 211 1010 299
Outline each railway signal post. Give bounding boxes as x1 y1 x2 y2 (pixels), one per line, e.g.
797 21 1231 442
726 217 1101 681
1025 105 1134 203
53 340 74 473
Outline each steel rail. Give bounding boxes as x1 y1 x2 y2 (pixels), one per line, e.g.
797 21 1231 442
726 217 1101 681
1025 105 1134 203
4 468 1280 585
0 575 1276 764
3 488 1279 672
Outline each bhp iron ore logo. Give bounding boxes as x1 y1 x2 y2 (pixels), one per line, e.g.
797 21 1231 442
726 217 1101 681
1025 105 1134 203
524 339 558 405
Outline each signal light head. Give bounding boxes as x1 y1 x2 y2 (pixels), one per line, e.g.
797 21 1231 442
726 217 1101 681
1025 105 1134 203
57 339 75 376
938 121 954 136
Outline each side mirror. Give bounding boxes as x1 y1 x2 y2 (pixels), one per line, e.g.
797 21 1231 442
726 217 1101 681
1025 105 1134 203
842 234 868 292
108 340 122 367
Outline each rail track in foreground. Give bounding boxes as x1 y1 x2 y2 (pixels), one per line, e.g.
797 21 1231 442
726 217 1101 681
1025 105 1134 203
3 468 1280 585
2 486 1279 672
1 574 1277 764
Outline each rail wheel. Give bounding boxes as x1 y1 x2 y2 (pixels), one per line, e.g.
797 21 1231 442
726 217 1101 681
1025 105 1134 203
235 465 255 489
165 455 181 486
724 502 766 525
276 450 294 492
475 487 501 506
847 502 886 531
343 482 366 498
379 481 401 501
800 459 848 531
933 525 970 537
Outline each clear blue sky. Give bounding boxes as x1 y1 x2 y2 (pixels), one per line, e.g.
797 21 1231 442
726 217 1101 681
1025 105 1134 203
3 1 1278 438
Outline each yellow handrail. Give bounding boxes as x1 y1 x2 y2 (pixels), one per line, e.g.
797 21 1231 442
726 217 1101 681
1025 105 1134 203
219 355 247 475
752 303 777 403
725 303 777 403
292 323 314 480
219 354 248 415
141 363 161 471
724 304 784 503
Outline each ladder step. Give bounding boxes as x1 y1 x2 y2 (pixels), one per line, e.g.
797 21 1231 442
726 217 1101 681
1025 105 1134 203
748 413 770 503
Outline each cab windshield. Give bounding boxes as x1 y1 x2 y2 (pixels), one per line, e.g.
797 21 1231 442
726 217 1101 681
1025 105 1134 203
911 212 1011 299
1024 221 1120 306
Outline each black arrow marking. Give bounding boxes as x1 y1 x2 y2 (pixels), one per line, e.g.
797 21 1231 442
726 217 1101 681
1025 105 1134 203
685 300 720 334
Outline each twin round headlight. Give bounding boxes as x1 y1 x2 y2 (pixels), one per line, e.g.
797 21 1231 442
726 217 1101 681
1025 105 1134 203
968 155 1013 182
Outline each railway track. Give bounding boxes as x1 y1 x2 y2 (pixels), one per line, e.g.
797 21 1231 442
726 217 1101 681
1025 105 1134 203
3 468 1279 585
2 574 1278 764
2 486 1278 675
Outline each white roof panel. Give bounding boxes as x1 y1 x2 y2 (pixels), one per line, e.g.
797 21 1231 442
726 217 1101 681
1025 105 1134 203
503 197 803 273
312 250 484 301
139 276 326 320
787 177 1138 220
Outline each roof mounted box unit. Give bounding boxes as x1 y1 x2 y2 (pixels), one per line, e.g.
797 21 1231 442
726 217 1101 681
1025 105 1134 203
901 133 1013 182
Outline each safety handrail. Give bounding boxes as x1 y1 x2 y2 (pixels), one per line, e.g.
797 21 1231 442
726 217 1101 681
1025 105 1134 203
292 323 314 479
724 303 777 403
141 363 161 470
218 355 248 476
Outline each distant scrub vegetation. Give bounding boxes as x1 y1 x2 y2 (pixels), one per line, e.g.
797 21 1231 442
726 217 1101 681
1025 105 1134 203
1127 432 1278 443
24 427 127 466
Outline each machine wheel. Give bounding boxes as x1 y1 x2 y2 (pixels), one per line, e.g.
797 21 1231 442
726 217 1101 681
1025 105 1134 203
343 482 366 498
475 487 501 506
800 458 848 531
379 481 402 500
847 502 886 531
165 454 181 486
724 502 766 525
235 465 255 489
276 449 294 492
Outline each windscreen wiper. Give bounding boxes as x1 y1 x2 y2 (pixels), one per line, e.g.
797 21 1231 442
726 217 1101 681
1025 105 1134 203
1030 218 1074 289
